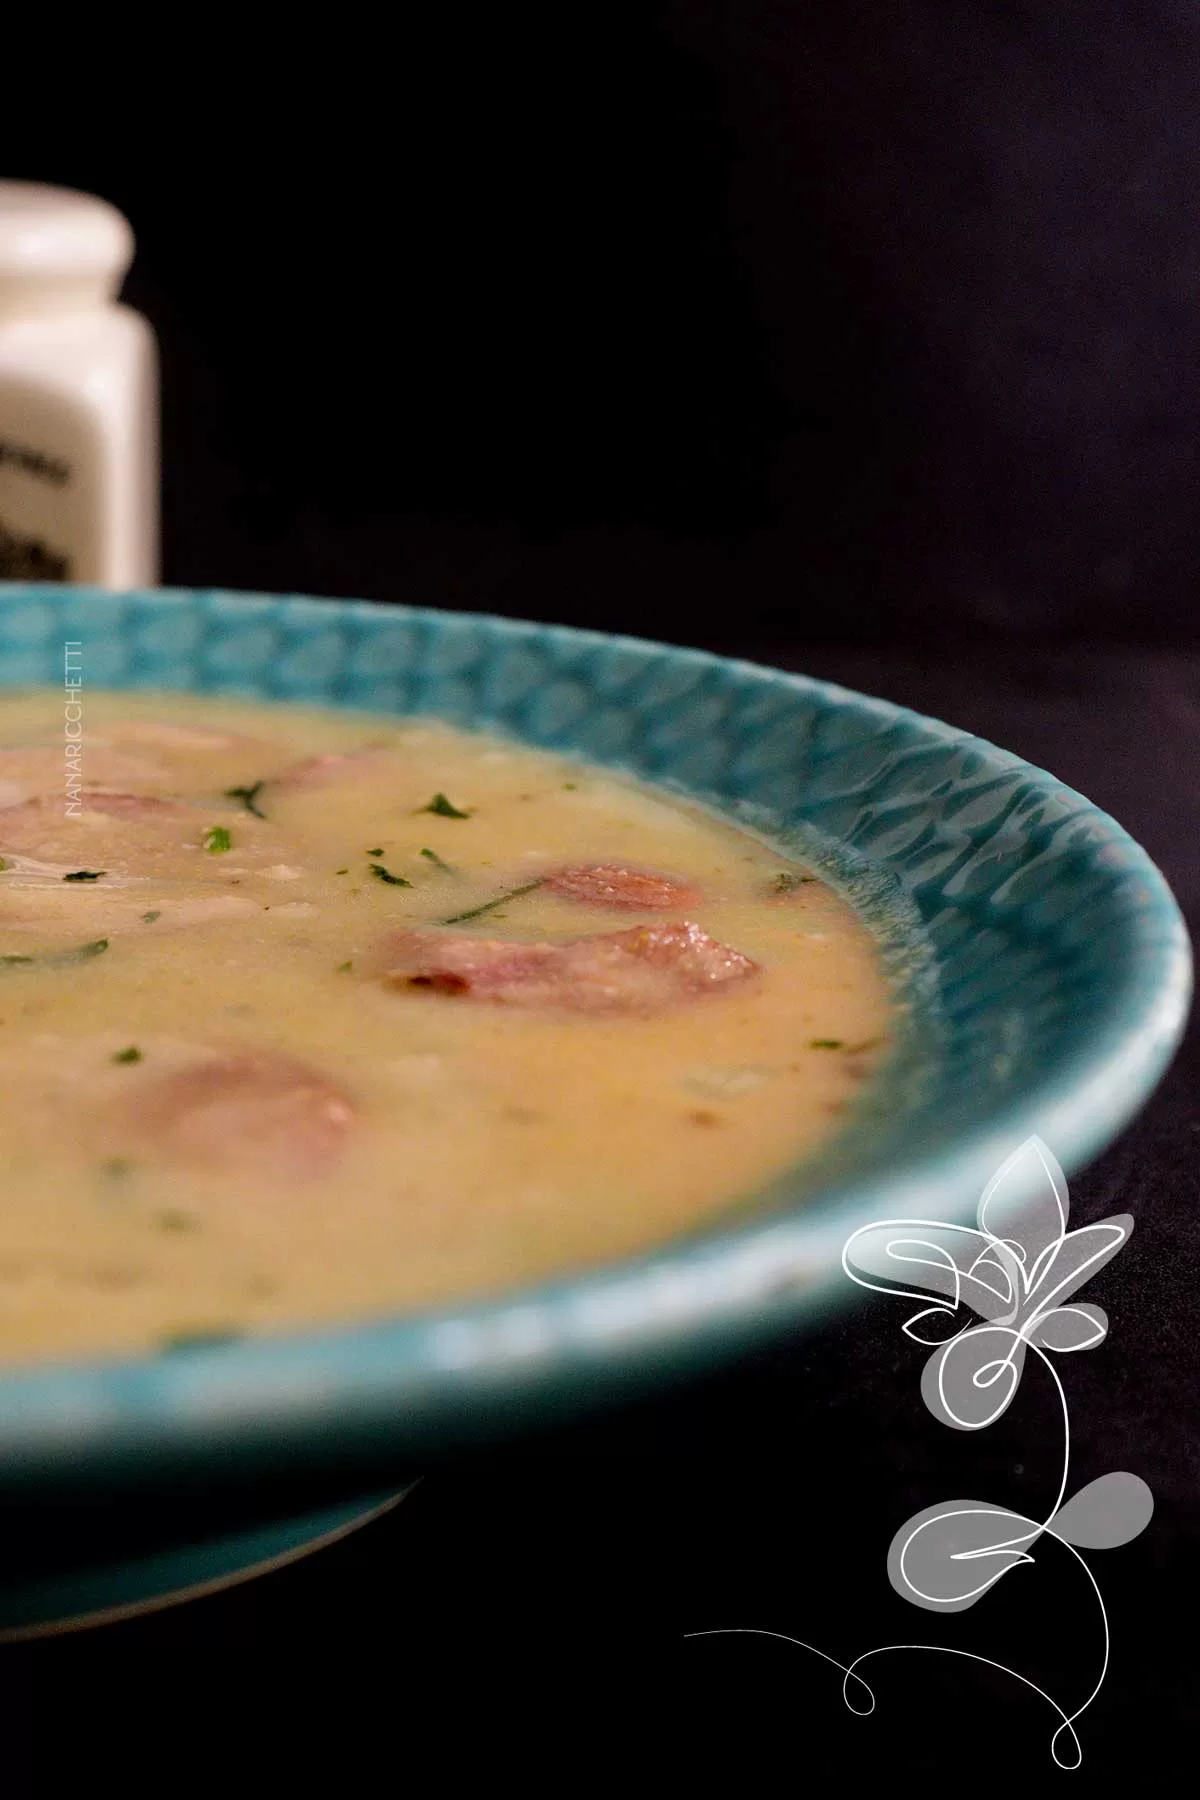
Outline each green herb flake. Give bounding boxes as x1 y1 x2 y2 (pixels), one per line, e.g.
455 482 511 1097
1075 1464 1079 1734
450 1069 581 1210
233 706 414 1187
203 825 232 854
369 863 412 887
112 1045 143 1065
142 910 161 923
334 868 349 875
1 938 108 970
442 879 544 926
0 857 8 872
365 847 384 858
62 869 106 882
810 1039 844 1050
160 1329 244 1354
563 782 577 791
773 871 815 894
419 792 472 819
419 847 455 873
335 960 353 973
224 781 267 818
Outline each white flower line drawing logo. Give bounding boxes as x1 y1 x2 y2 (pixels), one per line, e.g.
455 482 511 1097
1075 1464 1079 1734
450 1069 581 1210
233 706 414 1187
685 1136 1152 1771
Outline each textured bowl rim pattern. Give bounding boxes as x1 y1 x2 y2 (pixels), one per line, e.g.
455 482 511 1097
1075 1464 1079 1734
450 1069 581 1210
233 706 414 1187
0 584 1190 1488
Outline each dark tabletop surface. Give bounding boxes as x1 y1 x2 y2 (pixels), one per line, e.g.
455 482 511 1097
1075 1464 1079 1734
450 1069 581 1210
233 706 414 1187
4 632 1195 1783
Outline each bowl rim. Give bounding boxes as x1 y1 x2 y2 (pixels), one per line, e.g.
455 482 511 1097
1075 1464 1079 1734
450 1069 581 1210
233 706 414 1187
0 585 1191 1483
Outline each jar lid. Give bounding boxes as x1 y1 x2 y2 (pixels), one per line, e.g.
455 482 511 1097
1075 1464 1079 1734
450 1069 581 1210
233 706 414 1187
0 182 133 287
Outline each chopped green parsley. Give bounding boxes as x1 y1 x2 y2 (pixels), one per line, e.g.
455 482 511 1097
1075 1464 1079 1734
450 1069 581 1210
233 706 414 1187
442 879 543 925
369 863 412 887
1 938 108 969
224 782 267 818
418 793 471 819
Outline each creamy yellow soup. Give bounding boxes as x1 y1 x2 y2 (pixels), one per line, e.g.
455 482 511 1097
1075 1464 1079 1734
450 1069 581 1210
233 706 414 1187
0 690 893 1364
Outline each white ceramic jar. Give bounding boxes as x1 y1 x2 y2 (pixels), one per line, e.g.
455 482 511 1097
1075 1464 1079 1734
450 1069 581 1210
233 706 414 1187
0 181 158 586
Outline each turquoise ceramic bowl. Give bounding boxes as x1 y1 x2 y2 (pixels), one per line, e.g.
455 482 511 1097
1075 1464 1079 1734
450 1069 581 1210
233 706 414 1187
0 585 1190 1496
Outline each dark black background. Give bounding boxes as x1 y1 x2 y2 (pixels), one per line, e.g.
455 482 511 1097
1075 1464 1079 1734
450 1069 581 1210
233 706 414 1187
13 0 1200 648
3 1 1199 1781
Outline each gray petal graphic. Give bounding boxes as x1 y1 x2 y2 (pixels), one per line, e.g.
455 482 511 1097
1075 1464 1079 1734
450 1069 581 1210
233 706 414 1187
962 1245 1020 1320
977 1136 1068 1280
921 1325 1027 1430
843 1223 1019 1320
1028 1304 1108 1353
1050 1474 1154 1549
1022 1218 1131 1319
844 1223 972 1302
888 1500 1036 1611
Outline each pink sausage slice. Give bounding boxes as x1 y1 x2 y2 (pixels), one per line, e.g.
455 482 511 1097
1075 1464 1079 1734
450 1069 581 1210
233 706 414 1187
97 722 253 753
540 864 699 910
377 921 757 1014
269 748 396 791
0 745 163 800
69 791 184 820
0 792 192 857
128 1051 354 1179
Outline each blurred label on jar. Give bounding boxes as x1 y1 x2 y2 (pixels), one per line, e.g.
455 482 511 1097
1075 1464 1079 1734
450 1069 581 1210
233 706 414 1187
0 514 71 580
